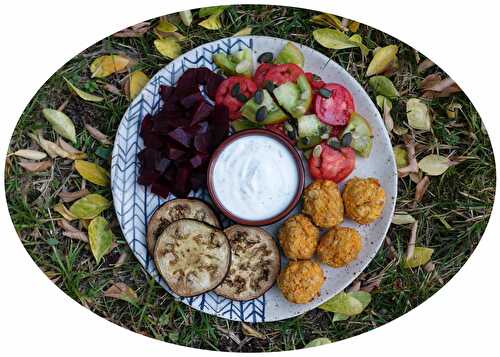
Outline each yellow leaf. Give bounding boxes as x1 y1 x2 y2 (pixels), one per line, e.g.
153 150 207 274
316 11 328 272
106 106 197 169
74 160 110 186
90 55 131 78
404 247 434 268
54 202 77 221
348 21 360 32
69 194 111 219
198 14 222 30
127 70 149 100
63 77 103 102
313 28 369 56
366 45 398 76
42 108 77 143
407 98 432 131
305 338 332 348
154 38 181 59
233 26 252 36
179 10 193 26
88 216 115 263
392 213 416 225
310 13 345 30
418 155 452 176
156 20 177 33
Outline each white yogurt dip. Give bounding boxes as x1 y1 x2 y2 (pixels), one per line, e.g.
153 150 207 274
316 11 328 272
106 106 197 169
212 134 299 221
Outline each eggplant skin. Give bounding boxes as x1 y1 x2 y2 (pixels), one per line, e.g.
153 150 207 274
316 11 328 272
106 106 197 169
154 219 231 297
146 198 220 256
214 225 281 301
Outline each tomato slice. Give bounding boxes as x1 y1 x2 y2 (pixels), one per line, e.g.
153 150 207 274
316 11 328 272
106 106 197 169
254 63 274 88
215 76 257 120
308 144 355 183
263 63 304 86
314 83 355 126
266 123 296 145
305 72 325 90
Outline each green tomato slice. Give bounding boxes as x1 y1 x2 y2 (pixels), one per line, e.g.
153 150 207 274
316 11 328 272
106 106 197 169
273 75 312 118
275 42 305 67
341 112 373 157
213 48 253 77
240 89 288 125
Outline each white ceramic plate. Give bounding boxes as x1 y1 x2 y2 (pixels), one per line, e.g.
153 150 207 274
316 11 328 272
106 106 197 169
111 36 397 322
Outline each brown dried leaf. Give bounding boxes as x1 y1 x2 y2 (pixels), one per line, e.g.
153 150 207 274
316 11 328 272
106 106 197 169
57 138 81 154
102 83 122 95
419 73 441 89
397 135 418 177
104 282 138 304
417 58 435 73
84 123 112 145
19 160 52 172
53 202 77 221
58 189 90 203
113 21 151 38
421 75 462 98
241 323 266 340
57 219 88 242
13 149 47 160
415 175 430 203
113 251 128 267
383 98 394 133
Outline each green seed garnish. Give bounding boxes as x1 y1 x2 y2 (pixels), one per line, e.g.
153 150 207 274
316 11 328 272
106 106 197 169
258 52 274 63
341 132 353 147
231 83 241 97
255 106 267 122
236 93 248 103
254 90 264 104
319 88 332 98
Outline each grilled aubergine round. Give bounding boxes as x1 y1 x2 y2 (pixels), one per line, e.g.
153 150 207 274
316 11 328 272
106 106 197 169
214 225 281 301
154 219 231 297
147 198 220 256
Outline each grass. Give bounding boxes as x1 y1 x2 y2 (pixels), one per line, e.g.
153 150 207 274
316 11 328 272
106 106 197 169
4 4 495 352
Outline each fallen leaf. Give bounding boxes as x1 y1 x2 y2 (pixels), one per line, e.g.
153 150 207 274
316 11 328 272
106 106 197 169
241 323 266 340
446 102 462 119
393 125 409 136
198 6 227 17
102 83 122 95
398 135 419 177
63 77 103 102
154 38 181 59
405 221 418 259
42 108 77 143
418 155 452 176
69 193 111 219
57 138 87 159
114 251 128 267
383 97 394 133
90 55 131 78
310 13 346 31
113 21 151 38
54 202 77 221
393 146 408 168
58 188 90 203
19 160 52 172
74 160 110 186
423 77 457 92
417 58 435 73
366 45 398 76
404 246 434 268
420 74 462 98
368 75 399 98
348 20 360 32
347 34 369 56
155 20 177 34
198 14 223 30
319 291 369 315
57 219 88 242
406 98 432 131
419 73 441 89
413 177 429 203
233 26 252 36
88 216 115 263
313 28 368 55
124 70 149 101
375 95 391 111
104 282 138 304
392 213 416 225
304 338 332 348
179 10 193 26
13 149 47 160
84 123 112 145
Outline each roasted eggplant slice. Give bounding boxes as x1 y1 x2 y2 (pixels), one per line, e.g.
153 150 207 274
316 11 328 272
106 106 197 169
214 225 281 301
147 198 220 256
154 219 231 297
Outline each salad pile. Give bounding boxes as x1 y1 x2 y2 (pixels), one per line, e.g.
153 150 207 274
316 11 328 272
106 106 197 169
213 41 374 183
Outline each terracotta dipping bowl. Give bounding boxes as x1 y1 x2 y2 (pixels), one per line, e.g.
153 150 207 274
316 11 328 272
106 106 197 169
207 128 305 226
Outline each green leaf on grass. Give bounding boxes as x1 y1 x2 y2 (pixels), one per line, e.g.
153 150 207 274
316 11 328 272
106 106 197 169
368 75 399 98
42 108 77 143
393 146 408 168
304 337 332 348
366 45 398 76
319 292 363 315
74 160 109 186
69 194 111 219
392 213 417 225
404 247 434 268
418 155 452 176
63 77 104 102
88 216 114 263
198 14 223 30
313 28 368 56
198 6 227 17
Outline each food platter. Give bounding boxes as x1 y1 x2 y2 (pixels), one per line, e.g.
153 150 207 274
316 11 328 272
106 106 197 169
111 36 397 322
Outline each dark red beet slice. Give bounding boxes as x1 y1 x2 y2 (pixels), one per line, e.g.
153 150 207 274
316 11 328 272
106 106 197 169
151 179 170 198
142 132 164 149
159 85 175 101
168 147 186 160
172 165 192 197
194 133 210 153
190 153 208 168
175 69 199 97
168 127 193 147
155 158 171 173
138 169 160 186
191 101 213 126
140 115 153 137
211 105 230 145
205 74 225 100
180 91 204 109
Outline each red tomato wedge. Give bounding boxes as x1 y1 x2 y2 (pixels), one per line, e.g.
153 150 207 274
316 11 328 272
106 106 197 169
254 63 273 88
215 77 257 120
308 144 355 183
263 63 304 86
315 83 355 126
305 72 325 90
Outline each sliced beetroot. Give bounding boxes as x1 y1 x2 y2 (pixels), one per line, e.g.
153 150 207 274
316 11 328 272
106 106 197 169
191 101 213 126
155 158 171 173
138 169 160 186
151 179 171 198
168 147 187 160
140 114 153 136
168 127 193 148
206 74 225 100
194 133 210 153
189 121 209 135
138 148 160 170
180 91 204 109
175 69 199 97
142 132 164 149
190 171 207 190
159 85 175 101
190 153 208 168
172 165 192 196
211 105 230 145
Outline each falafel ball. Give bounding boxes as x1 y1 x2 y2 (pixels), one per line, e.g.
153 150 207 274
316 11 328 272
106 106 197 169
343 177 385 224
278 214 320 260
303 180 344 228
317 226 363 267
277 260 325 304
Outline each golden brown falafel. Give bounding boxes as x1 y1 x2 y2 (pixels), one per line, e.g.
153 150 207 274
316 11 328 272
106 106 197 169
303 180 344 228
317 226 363 268
278 214 320 260
342 177 385 224
277 260 325 304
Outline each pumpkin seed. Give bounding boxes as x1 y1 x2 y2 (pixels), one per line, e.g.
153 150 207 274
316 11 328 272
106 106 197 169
319 87 332 98
255 106 267 122
301 137 311 146
231 83 241 97
312 74 322 81
263 80 275 93
257 52 274 63
284 122 297 140
327 137 342 149
341 132 353 147
254 89 264 104
236 93 248 103
312 144 322 158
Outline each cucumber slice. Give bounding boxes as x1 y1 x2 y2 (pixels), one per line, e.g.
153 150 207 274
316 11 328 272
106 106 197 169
297 135 322 150
275 42 305 67
240 89 288 125
298 114 330 138
341 113 373 157
213 48 253 77
273 75 312 118
231 118 261 132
